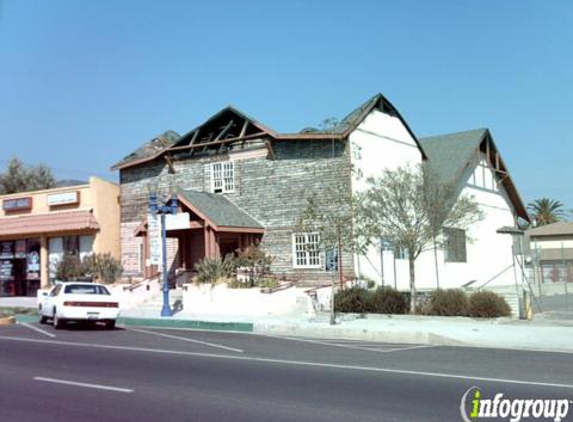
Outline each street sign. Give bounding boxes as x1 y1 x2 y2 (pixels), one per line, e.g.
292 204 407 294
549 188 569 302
325 248 339 272
148 213 163 266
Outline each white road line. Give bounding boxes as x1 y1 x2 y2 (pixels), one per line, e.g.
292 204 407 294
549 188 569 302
34 376 133 393
262 334 435 354
1 335 572 390
128 327 244 353
19 322 56 338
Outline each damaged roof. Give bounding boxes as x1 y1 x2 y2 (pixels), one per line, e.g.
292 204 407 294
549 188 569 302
111 93 425 170
111 130 181 170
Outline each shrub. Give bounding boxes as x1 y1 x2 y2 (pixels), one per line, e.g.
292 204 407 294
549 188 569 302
427 289 468 316
195 254 236 284
235 243 273 287
83 253 123 284
334 286 369 313
468 291 511 318
55 255 85 281
365 286 408 314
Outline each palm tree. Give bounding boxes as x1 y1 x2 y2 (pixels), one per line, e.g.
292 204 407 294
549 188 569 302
527 198 565 226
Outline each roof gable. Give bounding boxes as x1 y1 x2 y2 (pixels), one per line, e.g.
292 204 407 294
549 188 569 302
420 129 529 221
112 93 426 170
177 189 264 230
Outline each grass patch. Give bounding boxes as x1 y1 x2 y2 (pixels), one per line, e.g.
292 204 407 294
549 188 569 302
0 307 37 318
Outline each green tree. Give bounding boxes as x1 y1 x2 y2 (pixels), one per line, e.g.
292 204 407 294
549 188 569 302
527 198 565 226
0 158 56 194
359 165 483 313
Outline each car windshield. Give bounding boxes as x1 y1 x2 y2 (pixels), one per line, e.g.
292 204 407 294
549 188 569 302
63 284 110 295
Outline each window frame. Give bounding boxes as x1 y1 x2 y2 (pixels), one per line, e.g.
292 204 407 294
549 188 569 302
211 161 235 194
292 232 321 269
443 227 467 263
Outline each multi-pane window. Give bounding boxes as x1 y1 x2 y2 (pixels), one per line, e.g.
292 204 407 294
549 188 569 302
211 161 234 193
394 245 409 260
293 233 320 268
444 227 467 262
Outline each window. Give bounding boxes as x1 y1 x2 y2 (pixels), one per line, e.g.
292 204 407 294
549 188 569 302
293 233 320 268
211 161 234 193
444 227 467 262
394 245 409 260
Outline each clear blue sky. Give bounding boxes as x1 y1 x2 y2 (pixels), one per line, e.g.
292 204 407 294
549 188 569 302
0 0 571 211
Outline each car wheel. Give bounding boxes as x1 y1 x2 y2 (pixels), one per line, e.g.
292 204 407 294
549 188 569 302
38 312 48 325
106 320 116 330
53 311 64 330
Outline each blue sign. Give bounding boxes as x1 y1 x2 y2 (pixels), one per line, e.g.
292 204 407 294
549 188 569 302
325 248 339 272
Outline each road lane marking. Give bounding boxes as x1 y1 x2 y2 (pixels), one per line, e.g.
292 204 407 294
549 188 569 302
19 322 56 338
262 334 436 354
34 377 133 393
1 335 572 390
128 327 244 353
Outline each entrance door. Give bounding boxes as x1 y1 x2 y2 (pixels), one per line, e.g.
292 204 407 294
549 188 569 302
13 259 26 296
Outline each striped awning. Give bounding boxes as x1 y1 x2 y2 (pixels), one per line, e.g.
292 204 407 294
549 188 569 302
0 210 99 238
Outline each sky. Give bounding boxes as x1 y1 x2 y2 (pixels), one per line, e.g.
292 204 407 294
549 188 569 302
0 0 571 212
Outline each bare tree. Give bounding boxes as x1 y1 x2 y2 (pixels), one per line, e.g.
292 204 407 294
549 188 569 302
359 164 483 313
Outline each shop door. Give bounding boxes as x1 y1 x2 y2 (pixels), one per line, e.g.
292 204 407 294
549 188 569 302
13 259 26 296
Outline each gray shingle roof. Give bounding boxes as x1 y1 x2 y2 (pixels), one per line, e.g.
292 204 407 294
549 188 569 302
177 189 264 229
419 128 488 187
112 130 181 169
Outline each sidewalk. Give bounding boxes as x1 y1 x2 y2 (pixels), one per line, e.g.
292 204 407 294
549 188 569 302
118 308 573 353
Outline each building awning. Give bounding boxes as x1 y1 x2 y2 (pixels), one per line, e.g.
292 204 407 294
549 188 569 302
0 210 100 238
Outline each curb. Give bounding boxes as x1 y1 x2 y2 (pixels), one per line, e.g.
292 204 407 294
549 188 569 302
0 316 16 325
15 315 38 323
118 317 254 332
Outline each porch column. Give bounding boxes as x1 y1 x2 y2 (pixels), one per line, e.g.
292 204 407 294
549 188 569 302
40 235 49 288
204 226 211 258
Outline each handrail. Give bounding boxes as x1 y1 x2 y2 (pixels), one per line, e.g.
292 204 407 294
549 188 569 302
122 273 160 292
260 282 295 294
475 265 513 291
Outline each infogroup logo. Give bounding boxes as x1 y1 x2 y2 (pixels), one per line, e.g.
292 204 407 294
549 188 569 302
460 387 571 422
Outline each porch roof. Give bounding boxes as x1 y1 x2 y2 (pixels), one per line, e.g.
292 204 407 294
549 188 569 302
177 189 264 231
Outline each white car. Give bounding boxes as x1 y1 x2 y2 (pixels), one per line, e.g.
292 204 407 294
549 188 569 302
38 282 120 329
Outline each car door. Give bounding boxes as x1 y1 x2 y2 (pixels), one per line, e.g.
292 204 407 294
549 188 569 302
43 285 61 316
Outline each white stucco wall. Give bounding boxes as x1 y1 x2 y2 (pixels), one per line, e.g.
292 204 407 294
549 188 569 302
348 109 423 284
352 123 520 291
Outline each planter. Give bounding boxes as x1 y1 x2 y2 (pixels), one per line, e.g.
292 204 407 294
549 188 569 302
0 315 15 325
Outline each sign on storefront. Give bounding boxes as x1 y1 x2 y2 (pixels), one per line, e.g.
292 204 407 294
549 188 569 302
46 191 80 207
0 242 14 259
2 197 32 211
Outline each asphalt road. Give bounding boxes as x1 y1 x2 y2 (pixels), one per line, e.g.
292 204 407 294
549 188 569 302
0 322 572 422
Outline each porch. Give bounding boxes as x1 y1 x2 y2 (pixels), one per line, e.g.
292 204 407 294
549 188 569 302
136 189 264 280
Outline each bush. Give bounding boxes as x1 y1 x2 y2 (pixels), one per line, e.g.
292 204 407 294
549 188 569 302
195 254 236 284
235 243 273 287
427 289 468 316
468 291 511 318
55 255 85 281
334 286 369 313
365 286 408 314
83 253 123 284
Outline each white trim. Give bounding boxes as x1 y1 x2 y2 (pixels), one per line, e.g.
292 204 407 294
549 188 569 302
292 232 321 269
210 161 235 194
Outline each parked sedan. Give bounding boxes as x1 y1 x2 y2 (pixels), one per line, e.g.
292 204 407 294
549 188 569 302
38 282 119 329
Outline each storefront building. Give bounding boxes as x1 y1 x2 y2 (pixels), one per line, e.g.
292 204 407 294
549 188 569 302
0 177 120 296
